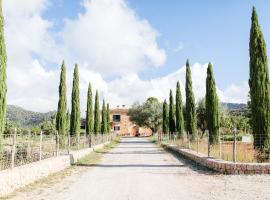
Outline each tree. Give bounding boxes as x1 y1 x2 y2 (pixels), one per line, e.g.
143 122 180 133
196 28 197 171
205 63 219 144
70 64 81 137
128 97 162 133
162 100 169 134
185 60 197 139
56 61 67 145
94 90 100 134
196 98 207 138
106 103 110 133
175 81 184 138
169 90 176 134
0 1 7 150
101 99 107 134
86 83 93 135
249 7 270 152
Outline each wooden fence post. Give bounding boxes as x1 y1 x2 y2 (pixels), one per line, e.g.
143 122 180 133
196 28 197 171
39 131 43 161
56 131 59 156
233 128 237 163
11 128 17 169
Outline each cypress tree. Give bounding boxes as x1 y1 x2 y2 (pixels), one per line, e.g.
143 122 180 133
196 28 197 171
205 63 219 144
101 99 107 134
86 83 93 135
163 100 169 134
169 90 176 134
185 60 197 139
94 91 100 134
175 81 185 138
56 61 67 145
0 0 7 150
249 7 270 151
70 64 81 137
106 103 110 133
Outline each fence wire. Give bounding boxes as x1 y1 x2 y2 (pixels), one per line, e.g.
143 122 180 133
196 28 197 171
0 131 117 171
156 129 269 163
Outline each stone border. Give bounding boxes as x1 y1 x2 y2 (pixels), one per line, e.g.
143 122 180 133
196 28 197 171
161 143 270 175
0 142 109 197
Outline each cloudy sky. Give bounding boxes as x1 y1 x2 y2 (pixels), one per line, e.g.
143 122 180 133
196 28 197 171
3 0 270 113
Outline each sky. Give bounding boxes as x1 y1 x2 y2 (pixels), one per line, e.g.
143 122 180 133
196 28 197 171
3 0 270 113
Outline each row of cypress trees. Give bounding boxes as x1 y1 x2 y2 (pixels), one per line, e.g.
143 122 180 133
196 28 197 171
162 60 219 145
56 62 111 145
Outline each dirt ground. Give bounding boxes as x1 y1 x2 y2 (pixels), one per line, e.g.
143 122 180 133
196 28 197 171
8 137 270 200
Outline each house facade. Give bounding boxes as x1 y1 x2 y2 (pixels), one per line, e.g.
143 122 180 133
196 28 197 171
109 107 152 137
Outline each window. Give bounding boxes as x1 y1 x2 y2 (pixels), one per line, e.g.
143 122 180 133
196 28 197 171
114 126 120 131
113 115 121 122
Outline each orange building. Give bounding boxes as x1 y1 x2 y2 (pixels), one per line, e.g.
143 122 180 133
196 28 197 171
109 107 152 137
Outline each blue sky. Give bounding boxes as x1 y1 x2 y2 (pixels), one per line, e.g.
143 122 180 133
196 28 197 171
43 0 270 90
3 0 270 112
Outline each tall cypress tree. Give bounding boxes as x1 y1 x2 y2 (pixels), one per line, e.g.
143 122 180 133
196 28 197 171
0 0 7 150
175 81 184 138
94 91 100 134
169 90 176 134
70 64 81 137
86 83 93 135
106 103 110 133
185 60 197 139
56 61 67 144
205 63 219 144
249 7 270 151
101 99 107 134
163 100 169 134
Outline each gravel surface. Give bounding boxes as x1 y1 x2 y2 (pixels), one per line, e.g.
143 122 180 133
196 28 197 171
11 137 270 200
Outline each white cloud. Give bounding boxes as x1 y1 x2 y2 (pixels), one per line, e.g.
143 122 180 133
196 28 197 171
60 0 166 76
173 42 184 52
3 0 249 113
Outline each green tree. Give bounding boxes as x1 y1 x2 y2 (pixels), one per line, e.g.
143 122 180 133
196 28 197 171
56 61 67 145
106 103 110 133
86 83 93 135
0 1 7 150
169 90 176 134
70 65 81 137
205 63 219 144
162 100 169 134
128 97 162 133
196 98 207 138
175 81 184 138
101 99 107 134
94 91 100 134
249 7 270 152
185 60 197 139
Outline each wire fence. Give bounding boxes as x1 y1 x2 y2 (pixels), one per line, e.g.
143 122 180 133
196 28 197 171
0 129 117 171
155 129 269 163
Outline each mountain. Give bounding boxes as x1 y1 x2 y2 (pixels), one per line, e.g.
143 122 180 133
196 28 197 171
6 105 56 128
222 103 247 110
222 103 249 117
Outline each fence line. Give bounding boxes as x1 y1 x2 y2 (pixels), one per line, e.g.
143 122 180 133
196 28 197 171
0 130 117 171
156 129 268 163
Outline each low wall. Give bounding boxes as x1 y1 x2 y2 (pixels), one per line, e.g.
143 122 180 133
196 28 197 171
162 143 270 174
0 142 110 197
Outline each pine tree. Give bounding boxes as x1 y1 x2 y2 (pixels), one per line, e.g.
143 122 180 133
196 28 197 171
205 63 219 144
94 91 100 134
169 90 176 134
106 103 110 133
249 7 270 151
175 81 185 138
0 0 7 150
70 64 81 137
101 99 107 134
163 100 169 134
185 60 197 139
56 61 67 145
86 83 93 135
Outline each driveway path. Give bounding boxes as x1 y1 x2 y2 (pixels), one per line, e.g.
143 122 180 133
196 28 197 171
11 137 270 200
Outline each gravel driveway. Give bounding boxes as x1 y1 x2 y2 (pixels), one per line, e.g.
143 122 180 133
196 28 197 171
11 137 270 200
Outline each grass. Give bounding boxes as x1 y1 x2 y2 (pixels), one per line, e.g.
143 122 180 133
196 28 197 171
1 138 120 200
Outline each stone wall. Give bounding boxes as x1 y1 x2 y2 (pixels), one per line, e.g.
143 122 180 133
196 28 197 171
0 142 109 197
162 143 270 174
